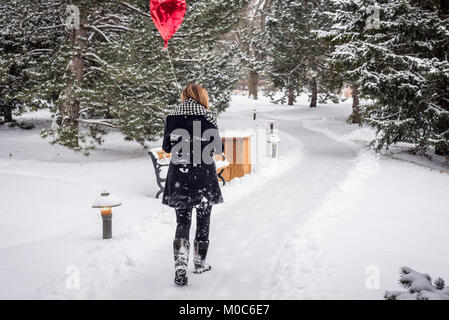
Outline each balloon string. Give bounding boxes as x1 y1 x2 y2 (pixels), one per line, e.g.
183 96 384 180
166 48 181 90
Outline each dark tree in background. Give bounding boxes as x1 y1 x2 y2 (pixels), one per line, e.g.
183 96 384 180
233 0 272 100
265 0 309 106
265 0 340 107
0 1 58 125
2 0 448 158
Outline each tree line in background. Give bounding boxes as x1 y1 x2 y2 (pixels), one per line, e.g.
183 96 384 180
1 0 448 157
0 0 249 152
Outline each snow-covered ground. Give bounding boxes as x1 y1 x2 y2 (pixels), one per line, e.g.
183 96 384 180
0 94 448 299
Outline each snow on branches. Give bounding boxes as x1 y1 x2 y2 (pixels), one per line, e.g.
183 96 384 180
325 0 449 155
385 266 449 300
1 0 249 152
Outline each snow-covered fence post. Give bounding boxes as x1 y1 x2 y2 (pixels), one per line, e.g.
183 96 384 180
92 190 122 240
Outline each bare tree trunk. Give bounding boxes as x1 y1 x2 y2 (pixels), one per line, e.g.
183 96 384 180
440 0 449 17
260 0 272 30
352 84 360 119
309 77 317 108
435 1 449 154
288 88 295 106
1 105 13 123
435 116 449 156
248 70 259 100
435 145 449 156
347 84 361 124
59 12 86 148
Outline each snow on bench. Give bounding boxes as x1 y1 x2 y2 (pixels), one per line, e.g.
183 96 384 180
149 147 230 199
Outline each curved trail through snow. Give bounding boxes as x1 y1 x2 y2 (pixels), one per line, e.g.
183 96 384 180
111 107 359 299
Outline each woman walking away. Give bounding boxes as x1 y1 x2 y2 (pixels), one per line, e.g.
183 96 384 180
162 84 224 286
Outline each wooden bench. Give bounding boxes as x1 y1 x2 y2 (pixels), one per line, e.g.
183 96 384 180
149 147 230 199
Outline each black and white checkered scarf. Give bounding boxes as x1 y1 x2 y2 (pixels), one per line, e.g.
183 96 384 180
171 98 218 128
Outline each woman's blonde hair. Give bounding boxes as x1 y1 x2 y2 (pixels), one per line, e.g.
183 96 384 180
181 83 210 109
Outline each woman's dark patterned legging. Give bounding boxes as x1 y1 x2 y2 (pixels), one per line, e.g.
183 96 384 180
175 205 212 241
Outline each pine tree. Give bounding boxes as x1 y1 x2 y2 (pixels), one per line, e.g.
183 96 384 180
325 0 449 155
265 0 340 107
233 0 272 100
317 0 368 123
0 1 58 124
1 0 249 152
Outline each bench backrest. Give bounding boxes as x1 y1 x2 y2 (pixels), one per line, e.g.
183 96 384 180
150 148 170 161
149 147 229 193
213 153 225 162
151 148 226 164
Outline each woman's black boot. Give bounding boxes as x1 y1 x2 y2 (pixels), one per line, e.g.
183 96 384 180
173 238 190 286
193 240 212 274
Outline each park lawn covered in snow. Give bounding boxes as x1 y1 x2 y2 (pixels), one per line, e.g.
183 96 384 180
0 94 448 299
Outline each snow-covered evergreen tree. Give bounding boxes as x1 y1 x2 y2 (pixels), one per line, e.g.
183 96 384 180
385 266 449 300
324 0 449 155
265 0 340 107
0 1 59 124
232 0 272 100
1 0 248 152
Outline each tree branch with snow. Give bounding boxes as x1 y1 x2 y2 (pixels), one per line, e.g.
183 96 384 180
385 267 449 300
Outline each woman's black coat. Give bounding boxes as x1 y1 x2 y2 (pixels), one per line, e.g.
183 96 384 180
162 115 224 209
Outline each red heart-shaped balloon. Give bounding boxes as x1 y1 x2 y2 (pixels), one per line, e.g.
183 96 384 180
150 0 187 49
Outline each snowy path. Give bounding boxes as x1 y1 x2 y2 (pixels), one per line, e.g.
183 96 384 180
2 96 448 299
111 107 358 299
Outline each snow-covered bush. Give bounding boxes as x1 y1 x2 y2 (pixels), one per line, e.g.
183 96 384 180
385 266 449 300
